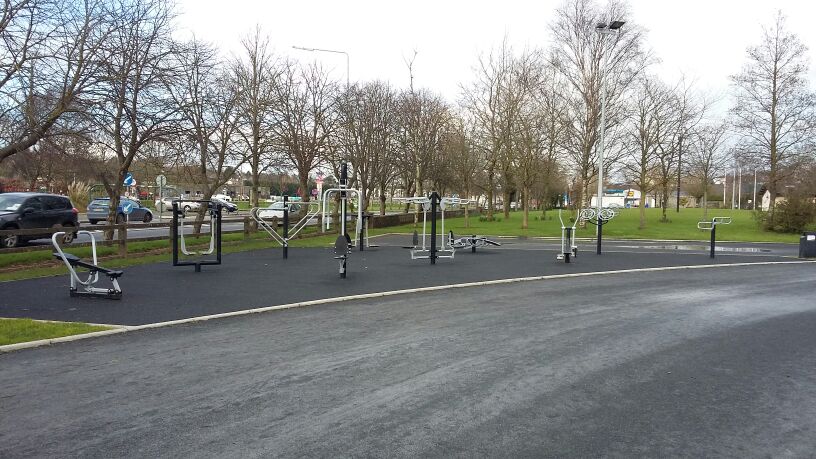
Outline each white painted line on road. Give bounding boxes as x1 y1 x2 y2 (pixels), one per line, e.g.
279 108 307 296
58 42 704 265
3 259 815 353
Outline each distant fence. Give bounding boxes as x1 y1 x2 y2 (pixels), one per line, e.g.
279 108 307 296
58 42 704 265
0 209 478 255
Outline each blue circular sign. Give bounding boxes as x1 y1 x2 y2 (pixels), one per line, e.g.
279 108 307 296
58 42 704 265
122 201 134 215
123 172 135 186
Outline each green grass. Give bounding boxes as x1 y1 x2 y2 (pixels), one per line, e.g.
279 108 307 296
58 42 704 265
0 318 113 346
0 226 339 282
375 208 803 243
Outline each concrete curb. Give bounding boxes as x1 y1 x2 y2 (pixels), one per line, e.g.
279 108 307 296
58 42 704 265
2 259 814 354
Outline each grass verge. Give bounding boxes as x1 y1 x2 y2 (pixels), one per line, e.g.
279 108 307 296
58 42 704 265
0 318 113 346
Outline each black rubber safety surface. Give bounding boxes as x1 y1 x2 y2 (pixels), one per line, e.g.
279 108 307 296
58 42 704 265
0 234 800 325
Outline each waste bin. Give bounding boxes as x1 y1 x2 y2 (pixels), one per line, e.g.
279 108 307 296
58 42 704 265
799 232 816 258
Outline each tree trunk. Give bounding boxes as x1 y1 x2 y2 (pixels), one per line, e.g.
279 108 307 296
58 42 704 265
702 188 708 220
639 189 646 230
522 186 529 229
463 185 470 228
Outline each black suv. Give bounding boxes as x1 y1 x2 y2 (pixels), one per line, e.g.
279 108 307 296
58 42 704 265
0 192 80 248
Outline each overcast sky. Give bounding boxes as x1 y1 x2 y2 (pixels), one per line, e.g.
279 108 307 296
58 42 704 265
175 0 816 116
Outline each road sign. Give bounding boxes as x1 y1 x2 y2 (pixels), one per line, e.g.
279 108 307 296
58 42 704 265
156 174 167 187
123 172 135 186
311 188 318 197
122 201 134 215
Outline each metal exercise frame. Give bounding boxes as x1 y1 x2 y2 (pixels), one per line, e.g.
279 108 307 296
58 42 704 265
557 208 579 263
52 231 123 299
697 216 732 258
448 231 501 253
322 163 362 278
396 193 463 264
579 207 619 255
251 195 321 259
321 164 363 245
172 200 222 272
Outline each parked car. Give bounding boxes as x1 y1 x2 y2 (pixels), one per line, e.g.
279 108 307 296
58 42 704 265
210 197 238 213
0 192 79 248
257 201 303 220
154 197 202 215
87 197 152 224
212 193 232 202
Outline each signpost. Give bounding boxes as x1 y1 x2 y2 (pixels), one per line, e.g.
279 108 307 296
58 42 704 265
122 199 133 225
123 172 135 187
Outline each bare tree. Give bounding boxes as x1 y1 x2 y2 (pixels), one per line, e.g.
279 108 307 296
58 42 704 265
0 0 112 163
460 38 522 220
550 0 650 208
271 60 339 202
688 122 730 219
395 88 449 199
623 75 670 229
444 117 479 227
91 0 178 231
168 38 247 229
337 81 397 213
731 12 816 220
653 78 708 221
233 27 279 209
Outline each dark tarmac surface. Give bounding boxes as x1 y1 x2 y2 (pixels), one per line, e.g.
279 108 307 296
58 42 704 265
2 263 816 457
0 234 800 325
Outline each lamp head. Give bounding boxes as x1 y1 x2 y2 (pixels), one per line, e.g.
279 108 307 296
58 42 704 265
609 20 626 30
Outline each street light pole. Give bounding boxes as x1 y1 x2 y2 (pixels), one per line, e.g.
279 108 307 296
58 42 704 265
292 45 350 88
595 20 625 218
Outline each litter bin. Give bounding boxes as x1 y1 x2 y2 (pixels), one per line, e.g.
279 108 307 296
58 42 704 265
799 232 816 258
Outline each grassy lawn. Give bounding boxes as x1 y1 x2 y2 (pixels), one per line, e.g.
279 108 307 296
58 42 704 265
0 318 114 346
374 208 804 243
0 226 341 282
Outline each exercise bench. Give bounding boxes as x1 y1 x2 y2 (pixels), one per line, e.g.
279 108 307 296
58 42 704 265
52 231 123 299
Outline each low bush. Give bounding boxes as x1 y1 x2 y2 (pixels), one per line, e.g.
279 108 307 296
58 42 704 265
760 194 816 233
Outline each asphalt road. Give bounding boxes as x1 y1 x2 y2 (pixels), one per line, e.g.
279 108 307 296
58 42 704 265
2 263 816 457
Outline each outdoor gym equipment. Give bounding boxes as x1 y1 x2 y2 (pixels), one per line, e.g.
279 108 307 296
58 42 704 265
251 195 321 259
322 163 362 278
396 193 464 264
697 216 732 258
557 208 579 263
448 231 501 253
333 235 350 278
321 163 363 249
579 207 619 255
171 200 222 272
52 231 123 299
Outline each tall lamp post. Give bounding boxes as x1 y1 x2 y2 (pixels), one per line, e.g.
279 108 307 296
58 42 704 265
292 45 350 88
595 20 625 217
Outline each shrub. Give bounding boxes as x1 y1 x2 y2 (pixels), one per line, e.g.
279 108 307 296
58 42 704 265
762 194 816 233
67 181 91 211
